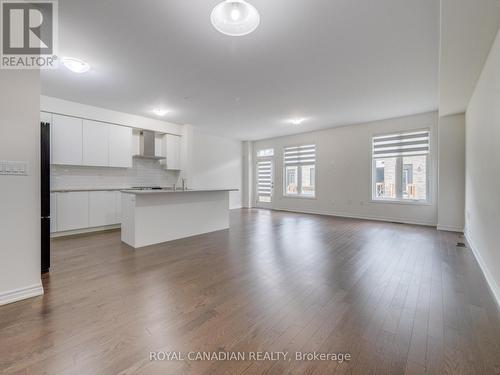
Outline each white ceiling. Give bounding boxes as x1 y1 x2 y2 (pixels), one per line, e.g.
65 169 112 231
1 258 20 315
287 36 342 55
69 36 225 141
41 0 439 140
439 0 500 117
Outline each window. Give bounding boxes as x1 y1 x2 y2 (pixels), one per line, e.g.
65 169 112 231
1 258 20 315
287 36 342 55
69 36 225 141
372 129 429 202
285 166 298 194
284 144 316 197
374 158 397 199
256 148 274 157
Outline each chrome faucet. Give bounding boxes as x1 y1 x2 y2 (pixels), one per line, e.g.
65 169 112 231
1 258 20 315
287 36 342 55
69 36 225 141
182 178 187 191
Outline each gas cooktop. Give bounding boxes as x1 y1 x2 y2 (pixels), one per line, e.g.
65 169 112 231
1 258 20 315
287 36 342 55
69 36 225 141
131 186 164 190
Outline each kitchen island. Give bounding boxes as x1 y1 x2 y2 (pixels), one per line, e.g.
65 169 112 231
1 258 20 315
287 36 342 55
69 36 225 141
120 189 236 248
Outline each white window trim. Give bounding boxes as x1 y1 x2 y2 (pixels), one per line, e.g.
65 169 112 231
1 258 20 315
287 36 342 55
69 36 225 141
370 128 431 205
283 144 317 199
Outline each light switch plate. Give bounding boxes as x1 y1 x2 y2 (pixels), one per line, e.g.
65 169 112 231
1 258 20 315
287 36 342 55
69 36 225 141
0 161 29 176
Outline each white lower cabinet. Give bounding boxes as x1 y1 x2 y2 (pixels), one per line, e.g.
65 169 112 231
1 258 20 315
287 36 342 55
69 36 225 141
56 192 89 232
50 193 57 233
89 191 118 227
53 191 122 233
115 191 122 223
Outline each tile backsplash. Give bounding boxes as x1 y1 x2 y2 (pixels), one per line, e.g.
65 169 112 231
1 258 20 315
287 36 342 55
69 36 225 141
51 158 179 189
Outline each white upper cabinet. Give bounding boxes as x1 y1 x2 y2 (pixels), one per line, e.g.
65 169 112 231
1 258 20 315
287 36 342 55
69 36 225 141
49 112 165 169
155 133 165 158
52 114 83 165
165 134 181 170
131 129 141 156
109 125 132 168
83 120 109 167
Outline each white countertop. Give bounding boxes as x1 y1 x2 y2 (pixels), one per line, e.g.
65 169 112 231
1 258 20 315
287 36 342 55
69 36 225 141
51 187 133 193
51 187 238 194
121 188 238 195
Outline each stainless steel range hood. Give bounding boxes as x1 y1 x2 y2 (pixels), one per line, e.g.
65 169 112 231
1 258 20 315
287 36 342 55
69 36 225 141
133 130 165 160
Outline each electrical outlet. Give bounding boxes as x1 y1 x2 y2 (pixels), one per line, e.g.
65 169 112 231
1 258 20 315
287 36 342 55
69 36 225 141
0 161 28 176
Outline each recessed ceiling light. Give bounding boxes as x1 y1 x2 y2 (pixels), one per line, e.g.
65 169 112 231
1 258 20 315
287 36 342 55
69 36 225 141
152 108 169 117
211 0 260 37
289 118 306 125
62 57 91 74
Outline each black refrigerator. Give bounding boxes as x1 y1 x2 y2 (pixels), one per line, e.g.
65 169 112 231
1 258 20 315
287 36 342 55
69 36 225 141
41 121 50 273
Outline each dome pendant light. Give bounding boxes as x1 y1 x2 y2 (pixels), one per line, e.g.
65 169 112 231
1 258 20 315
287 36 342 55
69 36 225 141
211 0 260 36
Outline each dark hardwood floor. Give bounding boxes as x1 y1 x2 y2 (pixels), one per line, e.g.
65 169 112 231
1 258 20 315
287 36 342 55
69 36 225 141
1 209 499 374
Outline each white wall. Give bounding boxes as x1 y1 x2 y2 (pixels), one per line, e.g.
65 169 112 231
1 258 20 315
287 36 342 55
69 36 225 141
439 0 500 116
186 128 242 209
241 141 254 208
252 112 438 226
0 70 43 305
437 113 465 231
465 28 500 305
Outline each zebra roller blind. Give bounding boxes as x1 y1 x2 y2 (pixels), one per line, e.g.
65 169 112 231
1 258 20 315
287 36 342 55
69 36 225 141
257 160 272 200
372 130 430 158
284 144 316 166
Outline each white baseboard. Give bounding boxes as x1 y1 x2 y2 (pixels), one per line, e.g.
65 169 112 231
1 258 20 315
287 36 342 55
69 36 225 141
0 282 44 306
464 230 500 309
331 211 436 227
437 224 464 232
272 207 436 227
51 224 120 238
